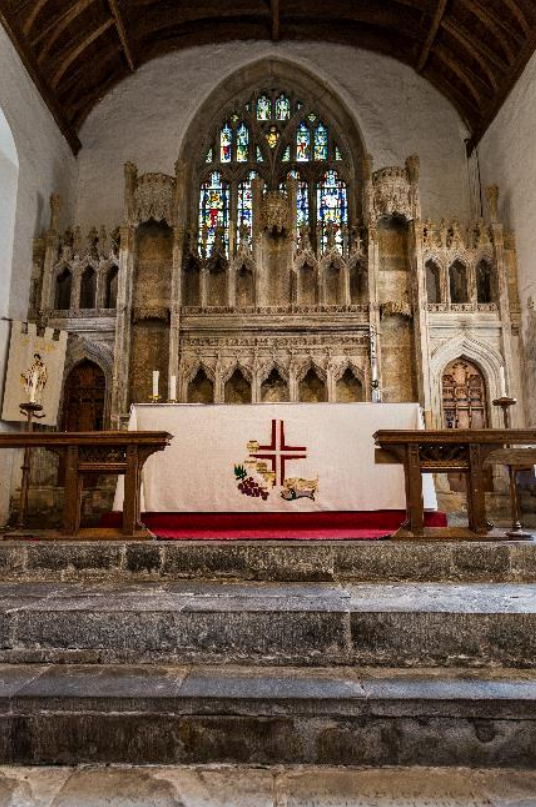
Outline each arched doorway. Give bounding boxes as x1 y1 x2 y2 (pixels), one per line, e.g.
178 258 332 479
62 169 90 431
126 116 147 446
62 360 106 432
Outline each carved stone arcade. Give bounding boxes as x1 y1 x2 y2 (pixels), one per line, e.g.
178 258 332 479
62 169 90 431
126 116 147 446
29 156 524 439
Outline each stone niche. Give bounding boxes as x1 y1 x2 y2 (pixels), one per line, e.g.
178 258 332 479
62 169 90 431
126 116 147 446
129 220 172 403
377 217 416 403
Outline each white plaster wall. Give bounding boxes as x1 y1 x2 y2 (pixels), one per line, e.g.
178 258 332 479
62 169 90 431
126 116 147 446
76 42 472 231
478 48 536 421
0 24 78 522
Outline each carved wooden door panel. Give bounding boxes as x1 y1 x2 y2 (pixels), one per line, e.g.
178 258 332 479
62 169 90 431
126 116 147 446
63 360 106 432
442 360 488 430
442 359 491 490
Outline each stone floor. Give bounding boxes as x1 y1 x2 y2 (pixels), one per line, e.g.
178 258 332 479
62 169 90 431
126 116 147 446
0 765 535 806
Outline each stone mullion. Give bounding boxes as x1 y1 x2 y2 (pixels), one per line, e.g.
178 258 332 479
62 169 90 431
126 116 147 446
168 227 184 390
70 267 82 310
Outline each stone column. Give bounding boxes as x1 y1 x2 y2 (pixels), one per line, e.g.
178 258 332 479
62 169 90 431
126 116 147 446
39 194 62 314
111 224 136 421
409 219 434 421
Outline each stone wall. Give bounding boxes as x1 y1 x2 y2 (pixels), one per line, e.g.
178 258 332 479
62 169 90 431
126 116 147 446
0 25 77 523
75 43 473 232
478 49 536 424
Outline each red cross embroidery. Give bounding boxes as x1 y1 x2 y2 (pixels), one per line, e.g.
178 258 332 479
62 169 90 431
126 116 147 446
252 419 307 486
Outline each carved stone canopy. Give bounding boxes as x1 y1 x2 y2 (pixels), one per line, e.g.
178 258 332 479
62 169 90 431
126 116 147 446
261 191 290 236
134 173 175 224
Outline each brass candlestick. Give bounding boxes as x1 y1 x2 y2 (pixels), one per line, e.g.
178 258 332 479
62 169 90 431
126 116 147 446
149 394 161 404
17 401 45 530
492 396 531 538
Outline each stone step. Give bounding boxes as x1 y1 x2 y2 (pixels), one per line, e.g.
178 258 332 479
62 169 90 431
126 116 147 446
1 663 536 766
1 581 536 667
1 538 536 583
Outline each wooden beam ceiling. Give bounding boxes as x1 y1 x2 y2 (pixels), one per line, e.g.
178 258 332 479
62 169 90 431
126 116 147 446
0 0 534 155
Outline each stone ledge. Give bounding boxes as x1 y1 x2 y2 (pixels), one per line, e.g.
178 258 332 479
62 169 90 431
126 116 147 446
0 539 536 583
0 582 536 667
0 665 536 766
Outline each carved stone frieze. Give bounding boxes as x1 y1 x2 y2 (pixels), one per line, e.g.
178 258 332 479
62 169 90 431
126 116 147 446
132 306 170 323
372 166 412 221
381 300 413 319
261 191 290 235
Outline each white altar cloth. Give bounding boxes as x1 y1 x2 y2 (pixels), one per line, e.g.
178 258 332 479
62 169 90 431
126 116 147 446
114 402 437 513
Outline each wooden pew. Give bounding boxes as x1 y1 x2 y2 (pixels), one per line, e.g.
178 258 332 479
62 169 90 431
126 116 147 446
0 431 172 537
374 429 536 540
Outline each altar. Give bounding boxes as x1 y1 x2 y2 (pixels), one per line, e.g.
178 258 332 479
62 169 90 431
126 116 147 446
114 403 437 513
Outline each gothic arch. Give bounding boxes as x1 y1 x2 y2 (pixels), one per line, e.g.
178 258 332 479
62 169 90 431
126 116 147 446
178 58 366 245
430 335 505 428
61 339 114 427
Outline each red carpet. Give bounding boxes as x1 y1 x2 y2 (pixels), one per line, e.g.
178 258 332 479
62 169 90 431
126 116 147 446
100 511 447 540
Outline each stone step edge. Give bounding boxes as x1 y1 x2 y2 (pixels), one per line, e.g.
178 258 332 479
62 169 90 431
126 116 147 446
1 539 536 583
2 664 536 719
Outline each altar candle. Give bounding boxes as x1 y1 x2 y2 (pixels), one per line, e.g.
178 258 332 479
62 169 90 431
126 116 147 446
499 366 506 397
29 370 38 403
169 375 177 401
152 370 160 398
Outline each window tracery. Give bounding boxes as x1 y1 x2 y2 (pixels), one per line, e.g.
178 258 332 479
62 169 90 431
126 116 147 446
196 89 352 255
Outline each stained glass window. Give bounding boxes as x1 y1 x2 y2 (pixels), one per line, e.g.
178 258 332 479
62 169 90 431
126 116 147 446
297 180 309 229
220 123 232 163
266 125 280 149
296 123 311 162
308 113 317 123
334 144 342 161
275 94 291 120
199 171 230 254
256 146 264 162
317 170 347 250
282 146 290 162
237 123 249 162
237 171 257 243
257 95 272 120
205 147 213 163
314 123 328 161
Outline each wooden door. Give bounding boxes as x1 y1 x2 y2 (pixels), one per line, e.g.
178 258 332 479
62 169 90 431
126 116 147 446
442 359 492 491
63 360 106 432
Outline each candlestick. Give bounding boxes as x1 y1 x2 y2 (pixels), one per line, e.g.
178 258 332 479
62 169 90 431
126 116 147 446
169 375 177 402
152 370 159 399
499 366 506 397
492 396 531 538
29 370 38 403
16 401 45 531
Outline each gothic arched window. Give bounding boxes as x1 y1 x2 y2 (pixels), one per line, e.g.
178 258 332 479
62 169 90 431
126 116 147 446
196 90 352 256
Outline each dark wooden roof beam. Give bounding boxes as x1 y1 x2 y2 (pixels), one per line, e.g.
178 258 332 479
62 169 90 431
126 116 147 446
109 0 136 71
463 0 515 64
417 0 448 72
443 18 510 73
271 0 280 40
36 0 99 63
434 43 487 106
51 18 115 88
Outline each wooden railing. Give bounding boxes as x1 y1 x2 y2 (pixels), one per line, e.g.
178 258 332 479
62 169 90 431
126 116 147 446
0 431 172 537
374 429 536 540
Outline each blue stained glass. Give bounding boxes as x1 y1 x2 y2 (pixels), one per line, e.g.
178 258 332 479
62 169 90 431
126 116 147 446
275 94 291 120
282 146 290 162
237 171 258 243
314 123 328 161
199 171 230 254
256 146 264 162
257 95 272 120
334 144 342 161
296 123 311 162
296 181 309 228
220 123 232 163
237 123 249 162
317 170 347 250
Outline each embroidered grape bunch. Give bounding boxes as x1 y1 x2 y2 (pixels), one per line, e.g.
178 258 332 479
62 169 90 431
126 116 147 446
234 465 269 501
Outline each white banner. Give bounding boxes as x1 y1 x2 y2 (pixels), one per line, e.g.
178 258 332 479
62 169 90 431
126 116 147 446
1 321 68 427
114 402 437 513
